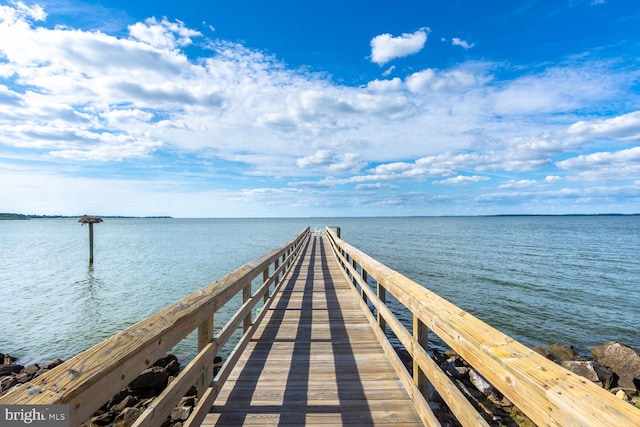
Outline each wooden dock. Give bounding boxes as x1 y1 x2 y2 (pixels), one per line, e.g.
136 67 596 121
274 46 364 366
204 234 423 426
2 226 639 427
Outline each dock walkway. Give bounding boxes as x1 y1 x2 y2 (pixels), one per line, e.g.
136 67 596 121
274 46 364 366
203 233 423 426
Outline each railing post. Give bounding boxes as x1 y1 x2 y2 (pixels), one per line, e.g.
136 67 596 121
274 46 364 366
377 282 386 333
263 267 269 304
362 269 369 305
243 283 252 332
274 258 280 284
197 314 214 397
351 259 357 286
413 315 430 399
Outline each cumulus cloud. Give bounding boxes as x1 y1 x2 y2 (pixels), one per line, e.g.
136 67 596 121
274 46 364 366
129 17 202 49
567 110 640 142
555 147 640 182
370 28 429 65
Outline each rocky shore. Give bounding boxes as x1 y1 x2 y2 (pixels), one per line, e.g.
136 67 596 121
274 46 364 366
415 340 640 427
1 341 639 427
0 353 222 427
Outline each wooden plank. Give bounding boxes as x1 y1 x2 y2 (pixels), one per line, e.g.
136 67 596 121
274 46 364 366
203 235 424 426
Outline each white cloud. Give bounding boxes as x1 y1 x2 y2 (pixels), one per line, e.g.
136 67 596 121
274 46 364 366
493 65 624 115
499 179 537 189
451 37 474 49
128 17 201 49
297 150 366 173
567 110 640 142
1 3 639 216
435 175 489 185
370 28 429 65
555 147 640 183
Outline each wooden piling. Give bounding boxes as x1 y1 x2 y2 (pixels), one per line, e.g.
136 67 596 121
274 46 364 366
79 215 103 264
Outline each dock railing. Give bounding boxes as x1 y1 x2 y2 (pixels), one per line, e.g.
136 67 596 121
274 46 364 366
0 227 310 427
325 226 640 427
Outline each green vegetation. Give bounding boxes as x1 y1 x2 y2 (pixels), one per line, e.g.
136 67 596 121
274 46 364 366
0 213 30 220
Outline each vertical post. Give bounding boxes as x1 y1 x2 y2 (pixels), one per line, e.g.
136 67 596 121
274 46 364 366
79 215 102 264
377 283 386 333
352 259 357 286
263 267 269 304
413 315 429 398
243 283 252 332
335 227 341 238
197 314 214 397
362 270 368 304
88 222 94 264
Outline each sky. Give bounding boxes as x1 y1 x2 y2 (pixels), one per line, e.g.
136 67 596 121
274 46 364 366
1 0 640 217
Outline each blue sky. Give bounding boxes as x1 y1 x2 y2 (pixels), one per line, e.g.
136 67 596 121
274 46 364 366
1 0 639 217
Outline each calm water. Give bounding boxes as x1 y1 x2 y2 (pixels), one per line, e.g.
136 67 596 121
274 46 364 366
1 216 638 364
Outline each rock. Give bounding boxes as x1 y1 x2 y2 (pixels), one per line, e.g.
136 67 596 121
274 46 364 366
549 343 580 362
153 354 180 377
534 343 582 362
107 389 133 408
43 358 64 370
113 395 140 412
0 375 18 393
616 390 630 401
170 406 192 422
0 364 24 376
165 359 180 377
532 345 555 361
213 356 223 375
441 360 469 380
179 395 196 407
468 369 495 397
34 368 50 378
88 411 115 426
592 341 640 390
129 366 169 390
184 385 197 397
115 407 143 426
1 353 17 364
15 372 33 384
24 364 40 376
562 360 616 388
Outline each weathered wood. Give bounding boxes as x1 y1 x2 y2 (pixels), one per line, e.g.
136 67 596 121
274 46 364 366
325 227 640 427
197 315 214 397
413 315 429 398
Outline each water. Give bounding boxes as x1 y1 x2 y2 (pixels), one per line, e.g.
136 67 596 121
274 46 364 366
1 216 638 365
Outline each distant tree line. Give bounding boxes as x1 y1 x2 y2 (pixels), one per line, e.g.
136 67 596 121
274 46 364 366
0 213 172 220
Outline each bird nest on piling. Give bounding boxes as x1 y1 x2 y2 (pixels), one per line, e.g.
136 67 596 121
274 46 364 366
78 215 104 224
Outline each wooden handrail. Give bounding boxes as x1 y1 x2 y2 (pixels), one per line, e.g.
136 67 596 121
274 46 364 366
325 226 640 427
0 227 310 426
